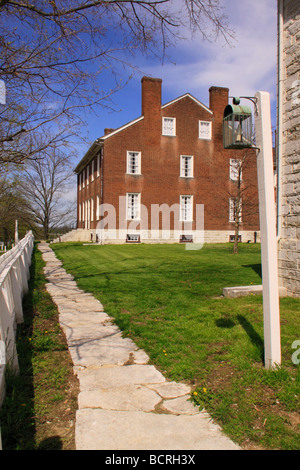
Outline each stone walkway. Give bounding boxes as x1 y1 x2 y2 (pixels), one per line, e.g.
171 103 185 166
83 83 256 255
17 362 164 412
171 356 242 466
38 242 240 451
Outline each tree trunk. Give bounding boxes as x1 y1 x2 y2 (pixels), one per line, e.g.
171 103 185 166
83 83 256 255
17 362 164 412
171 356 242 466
234 216 239 254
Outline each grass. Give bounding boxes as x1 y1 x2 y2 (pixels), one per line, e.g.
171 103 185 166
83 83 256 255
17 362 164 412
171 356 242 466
51 241 300 450
0 244 79 450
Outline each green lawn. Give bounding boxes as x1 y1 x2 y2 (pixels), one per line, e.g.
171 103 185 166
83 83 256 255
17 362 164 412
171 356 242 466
52 242 300 450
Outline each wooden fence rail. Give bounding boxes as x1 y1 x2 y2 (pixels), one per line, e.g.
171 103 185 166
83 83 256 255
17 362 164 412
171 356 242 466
0 231 34 450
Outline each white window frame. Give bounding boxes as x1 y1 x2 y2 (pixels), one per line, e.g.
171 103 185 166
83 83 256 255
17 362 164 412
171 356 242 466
79 203 81 222
127 151 141 175
82 170 85 188
79 173 82 191
229 197 242 223
180 195 193 222
126 193 141 221
180 155 194 178
199 120 212 140
162 117 176 136
230 158 242 181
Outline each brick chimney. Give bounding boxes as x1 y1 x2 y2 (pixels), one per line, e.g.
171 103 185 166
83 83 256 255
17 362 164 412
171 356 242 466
209 86 229 143
141 76 162 120
104 128 115 136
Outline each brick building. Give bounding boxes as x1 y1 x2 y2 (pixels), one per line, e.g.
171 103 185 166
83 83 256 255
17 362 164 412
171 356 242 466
277 0 300 297
73 77 259 244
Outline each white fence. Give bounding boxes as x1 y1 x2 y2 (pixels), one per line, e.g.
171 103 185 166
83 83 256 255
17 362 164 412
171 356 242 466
0 231 34 450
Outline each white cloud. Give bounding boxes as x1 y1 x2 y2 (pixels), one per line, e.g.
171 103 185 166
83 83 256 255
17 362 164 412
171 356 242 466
140 0 277 106
86 0 278 142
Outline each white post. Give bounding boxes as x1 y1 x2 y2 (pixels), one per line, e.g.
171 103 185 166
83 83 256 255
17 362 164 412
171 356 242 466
14 220 19 245
255 91 281 370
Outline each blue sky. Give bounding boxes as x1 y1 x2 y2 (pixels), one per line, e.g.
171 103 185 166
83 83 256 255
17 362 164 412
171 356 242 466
83 0 277 150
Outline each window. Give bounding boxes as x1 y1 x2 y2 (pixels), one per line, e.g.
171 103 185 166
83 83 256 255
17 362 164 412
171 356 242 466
230 159 242 181
180 155 193 178
91 160 94 182
86 165 89 185
79 203 81 222
180 195 193 222
82 170 85 188
79 173 81 191
162 117 176 136
97 153 100 177
180 234 193 243
127 151 141 175
199 120 212 140
127 193 140 220
229 234 241 243
229 197 242 223
126 234 141 243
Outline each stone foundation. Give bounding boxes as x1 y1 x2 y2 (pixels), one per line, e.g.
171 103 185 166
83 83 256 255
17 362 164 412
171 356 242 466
52 229 261 245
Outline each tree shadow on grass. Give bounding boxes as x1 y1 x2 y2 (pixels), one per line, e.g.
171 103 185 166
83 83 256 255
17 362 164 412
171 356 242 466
242 264 262 279
215 317 236 329
38 435 63 450
215 313 264 364
236 314 264 364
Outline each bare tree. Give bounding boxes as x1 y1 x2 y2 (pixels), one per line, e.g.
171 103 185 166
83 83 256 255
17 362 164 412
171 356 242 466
0 1 233 166
17 144 76 239
228 150 259 254
0 177 35 242
229 157 243 254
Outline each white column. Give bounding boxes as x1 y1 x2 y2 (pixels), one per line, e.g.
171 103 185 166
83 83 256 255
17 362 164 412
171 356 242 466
87 199 90 229
91 197 94 222
85 201 87 229
255 91 281 370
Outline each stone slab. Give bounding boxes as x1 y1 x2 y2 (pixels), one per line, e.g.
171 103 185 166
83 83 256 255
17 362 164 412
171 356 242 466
77 365 166 391
68 337 138 368
59 312 112 328
63 326 117 344
147 381 191 398
162 396 199 415
131 349 150 365
78 385 161 412
223 285 287 298
75 409 240 450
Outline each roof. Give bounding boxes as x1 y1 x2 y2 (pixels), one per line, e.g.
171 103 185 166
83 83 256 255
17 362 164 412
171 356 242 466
224 104 252 118
74 140 102 174
100 115 144 141
74 115 145 173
